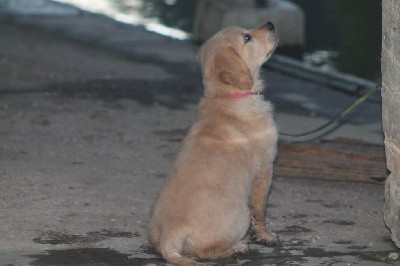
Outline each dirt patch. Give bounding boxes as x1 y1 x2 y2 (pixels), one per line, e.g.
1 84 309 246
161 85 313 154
33 229 134 245
347 245 369 250
28 248 168 266
333 240 352 245
323 219 355 226
305 199 354 209
276 225 313 235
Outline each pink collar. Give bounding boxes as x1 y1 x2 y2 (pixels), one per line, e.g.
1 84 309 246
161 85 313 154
219 91 260 99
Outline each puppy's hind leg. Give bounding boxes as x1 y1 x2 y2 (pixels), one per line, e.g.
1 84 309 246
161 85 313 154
213 241 249 258
162 249 208 266
160 231 208 266
197 240 248 260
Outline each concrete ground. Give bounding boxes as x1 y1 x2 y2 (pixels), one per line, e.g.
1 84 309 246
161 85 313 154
0 2 398 265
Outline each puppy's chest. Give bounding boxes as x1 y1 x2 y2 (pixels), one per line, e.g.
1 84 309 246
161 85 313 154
249 121 275 145
247 108 277 149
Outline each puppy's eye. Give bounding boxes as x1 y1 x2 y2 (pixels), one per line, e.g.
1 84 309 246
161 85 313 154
243 34 252 43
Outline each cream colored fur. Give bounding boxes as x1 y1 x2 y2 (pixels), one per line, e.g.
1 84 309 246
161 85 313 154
149 23 279 266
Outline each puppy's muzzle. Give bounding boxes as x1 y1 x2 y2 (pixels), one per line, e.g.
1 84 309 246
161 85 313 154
263 21 278 56
266 21 275 31
261 21 275 31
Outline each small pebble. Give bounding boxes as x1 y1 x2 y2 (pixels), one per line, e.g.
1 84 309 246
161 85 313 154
311 235 321 243
388 252 398 260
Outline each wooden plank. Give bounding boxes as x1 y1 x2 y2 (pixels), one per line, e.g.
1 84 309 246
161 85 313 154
275 138 387 183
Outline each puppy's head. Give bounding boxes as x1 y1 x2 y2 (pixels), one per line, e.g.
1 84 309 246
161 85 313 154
198 22 278 97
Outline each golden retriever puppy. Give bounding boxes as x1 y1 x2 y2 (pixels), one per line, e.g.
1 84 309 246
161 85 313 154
150 21 279 266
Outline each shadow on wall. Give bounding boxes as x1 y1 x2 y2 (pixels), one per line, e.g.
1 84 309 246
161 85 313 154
291 0 381 81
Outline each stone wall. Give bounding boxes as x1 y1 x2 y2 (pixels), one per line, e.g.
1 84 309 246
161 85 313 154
382 0 400 248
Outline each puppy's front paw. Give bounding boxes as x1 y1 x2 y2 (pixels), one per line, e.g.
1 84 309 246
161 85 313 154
254 232 279 246
233 241 249 253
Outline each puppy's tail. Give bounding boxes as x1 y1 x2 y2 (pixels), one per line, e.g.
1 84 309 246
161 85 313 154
161 232 208 266
162 248 208 266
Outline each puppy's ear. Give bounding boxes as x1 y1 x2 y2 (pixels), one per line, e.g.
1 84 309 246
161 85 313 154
214 46 253 90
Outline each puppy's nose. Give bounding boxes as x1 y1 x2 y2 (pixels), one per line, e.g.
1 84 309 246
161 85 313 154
266 21 275 31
